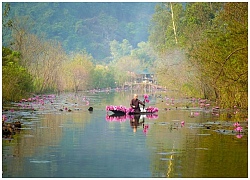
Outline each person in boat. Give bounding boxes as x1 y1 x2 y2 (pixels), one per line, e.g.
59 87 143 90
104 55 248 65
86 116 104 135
130 94 145 113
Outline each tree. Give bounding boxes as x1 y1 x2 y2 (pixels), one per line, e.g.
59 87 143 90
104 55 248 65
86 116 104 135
149 2 184 53
131 41 157 68
110 55 141 88
188 2 247 108
149 3 171 53
66 51 94 92
92 65 116 89
2 47 33 102
110 39 133 61
12 32 67 93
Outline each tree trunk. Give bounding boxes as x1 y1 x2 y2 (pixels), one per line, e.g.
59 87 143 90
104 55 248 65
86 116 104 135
170 2 178 44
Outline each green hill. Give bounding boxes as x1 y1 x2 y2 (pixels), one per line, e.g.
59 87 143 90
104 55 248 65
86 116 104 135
3 2 157 61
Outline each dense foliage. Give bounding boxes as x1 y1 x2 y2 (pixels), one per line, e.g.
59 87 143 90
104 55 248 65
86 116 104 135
2 2 248 109
2 47 33 102
149 2 247 108
3 2 156 61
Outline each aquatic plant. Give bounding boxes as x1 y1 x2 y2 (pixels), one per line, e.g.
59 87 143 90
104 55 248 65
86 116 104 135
145 106 159 113
144 94 150 103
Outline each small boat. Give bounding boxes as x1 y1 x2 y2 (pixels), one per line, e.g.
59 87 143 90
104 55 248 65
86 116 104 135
110 110 127 116
110 108 157 115
129 111 157 115
106 105 158 116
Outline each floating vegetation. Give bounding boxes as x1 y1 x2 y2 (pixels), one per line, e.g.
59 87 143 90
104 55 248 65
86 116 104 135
195 148 209 150
160 158 174 161
30 160 51 163
196 134 211 136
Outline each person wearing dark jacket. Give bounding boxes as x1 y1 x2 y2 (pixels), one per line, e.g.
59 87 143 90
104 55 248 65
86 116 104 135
130 94 145 113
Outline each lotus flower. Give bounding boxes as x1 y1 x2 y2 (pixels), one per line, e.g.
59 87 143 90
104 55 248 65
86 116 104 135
233 122 240 127
106 105 129 114
127 107 135 114
144 94 150 103
234 126 243 132
145 106 158 113
194 112 199 116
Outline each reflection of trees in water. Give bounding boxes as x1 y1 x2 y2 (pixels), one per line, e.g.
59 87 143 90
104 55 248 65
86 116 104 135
2 91 248 177
148 121 190 177
3 112 92 176
147 110 248 177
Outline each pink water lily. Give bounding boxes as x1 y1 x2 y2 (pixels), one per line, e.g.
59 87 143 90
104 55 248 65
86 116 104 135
234 126 243 132
144 94 149 99
194 112 199 116
144 94 150 103
127 107 135 114
233 122 240 127
145 106 158 113
181 121 185 127
106 105 129 114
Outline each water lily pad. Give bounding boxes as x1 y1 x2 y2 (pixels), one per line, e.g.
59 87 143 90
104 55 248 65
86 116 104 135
195 148 209 150
30 160 51 163
160 158 174 161
196 134 211 136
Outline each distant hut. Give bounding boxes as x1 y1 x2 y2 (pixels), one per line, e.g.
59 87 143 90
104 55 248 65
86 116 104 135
136 69 155 84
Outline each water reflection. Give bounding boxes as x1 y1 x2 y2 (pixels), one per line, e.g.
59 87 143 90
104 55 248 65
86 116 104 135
2 91 248 178
106 114 158 122
130 114 143 133
106 113 158 135
105 114 129 122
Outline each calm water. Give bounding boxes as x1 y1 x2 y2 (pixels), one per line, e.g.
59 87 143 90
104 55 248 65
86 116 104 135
2 91 248 178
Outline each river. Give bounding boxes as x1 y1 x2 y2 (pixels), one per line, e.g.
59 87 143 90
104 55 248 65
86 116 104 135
2 90 248 178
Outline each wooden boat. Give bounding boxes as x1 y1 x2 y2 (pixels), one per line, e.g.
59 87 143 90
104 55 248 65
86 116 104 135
110 110 157 115
110 110 126 116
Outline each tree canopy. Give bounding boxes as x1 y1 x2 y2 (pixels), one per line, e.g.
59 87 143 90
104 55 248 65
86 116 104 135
2 2 156 61
2 2 248 109
149 2 247 108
